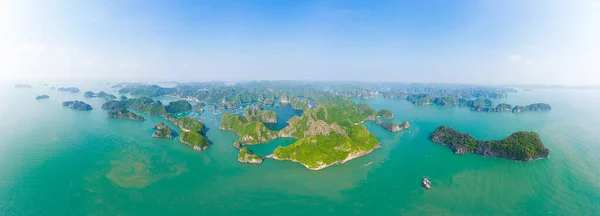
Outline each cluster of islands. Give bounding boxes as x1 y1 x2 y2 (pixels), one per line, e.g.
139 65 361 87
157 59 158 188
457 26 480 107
22 81 552 171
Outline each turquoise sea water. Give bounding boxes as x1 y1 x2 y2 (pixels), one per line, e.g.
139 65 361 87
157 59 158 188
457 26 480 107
1 83 599 215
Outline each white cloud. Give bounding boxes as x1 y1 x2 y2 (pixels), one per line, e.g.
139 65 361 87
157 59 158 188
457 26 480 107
119 62 140 68
509 54 522 62
17 44 47 55
509 54 534 65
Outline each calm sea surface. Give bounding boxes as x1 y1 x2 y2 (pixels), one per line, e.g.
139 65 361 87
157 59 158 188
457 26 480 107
1 82 599 215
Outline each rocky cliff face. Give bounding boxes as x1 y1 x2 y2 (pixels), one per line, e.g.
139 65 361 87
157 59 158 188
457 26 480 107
376 120 410 132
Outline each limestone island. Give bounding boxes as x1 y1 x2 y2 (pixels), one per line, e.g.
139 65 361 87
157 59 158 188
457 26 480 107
107 108 145 121
57 87 80 94
84 91 115 100
220 96 381 170
35 95 50 100
430 126 549 161
101 97 193 121
238 147 263 164
512 103 551 113
62 101 92 111
377 109 394 119
152 122 174 138
376 119 409 132
172 116 210 150
471 103 512 112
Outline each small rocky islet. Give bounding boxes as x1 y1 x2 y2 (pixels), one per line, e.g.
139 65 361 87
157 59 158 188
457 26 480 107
375 119 410 132
84 91 117 100
152 122 174 139
62 101 92 111
35 95 50 100
238 147 263 164
57 87 80 94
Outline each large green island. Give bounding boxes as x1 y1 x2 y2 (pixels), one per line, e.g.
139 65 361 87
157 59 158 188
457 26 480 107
430 126 549 161
221 95 381 170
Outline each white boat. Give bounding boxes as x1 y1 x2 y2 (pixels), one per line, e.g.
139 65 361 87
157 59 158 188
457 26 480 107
422 177 431 189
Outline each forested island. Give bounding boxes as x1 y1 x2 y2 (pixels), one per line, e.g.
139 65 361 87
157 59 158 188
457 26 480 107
102 98 193 120
106 108 145 121
172 117 210 150
238 147 263 164
512 103 552 113
35 95 50 100
62 101 92 111
57 87 80 93
84 91 116 100
152 122 174 138
430 126 549 161
377 109 394 119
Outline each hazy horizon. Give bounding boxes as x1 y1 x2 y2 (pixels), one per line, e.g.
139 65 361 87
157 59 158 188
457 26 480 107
1 0 599 85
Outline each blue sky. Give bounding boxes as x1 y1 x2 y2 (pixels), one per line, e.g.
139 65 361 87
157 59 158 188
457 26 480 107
1 0 599 85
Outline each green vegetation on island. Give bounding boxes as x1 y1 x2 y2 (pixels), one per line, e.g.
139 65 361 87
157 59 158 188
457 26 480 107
57 87 80 93
430 126 549 161
470 103 512 112
101 97 192 120
62 101 92 111
180 130 210 151
84 91 109 98
238 147 263 164
268 97 381 170
291 97 311 110
152 122 174 138
172 116 206 133
512 103 551 113
35 95 50 100
220 112 278 148
165 100 193 113
377 109 394 119
106 108 145 121
105 94 117 100
243 106 277 123
172 116 210 150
